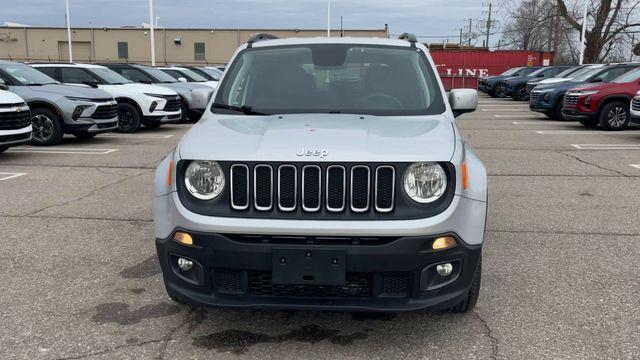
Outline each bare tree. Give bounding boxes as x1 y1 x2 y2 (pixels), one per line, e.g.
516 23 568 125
500 0 555 51
557 0 640 63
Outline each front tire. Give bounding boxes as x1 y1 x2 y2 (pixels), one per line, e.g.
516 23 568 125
116 103 141 133
493 84 505 98
513 85 527 101
449 255 481 313
599 101 630 130
31 108 64 146
71 131 97 139
578 118 598 128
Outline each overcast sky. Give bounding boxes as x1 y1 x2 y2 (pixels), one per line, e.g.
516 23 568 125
3 0 507 45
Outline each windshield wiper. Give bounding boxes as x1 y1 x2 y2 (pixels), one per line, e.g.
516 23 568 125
212 103 268 115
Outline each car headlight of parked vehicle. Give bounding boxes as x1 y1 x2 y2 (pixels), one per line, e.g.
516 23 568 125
65 96 96 102
143 93 168 98
403 162 447 203
574 90 599 96
184 160 225 200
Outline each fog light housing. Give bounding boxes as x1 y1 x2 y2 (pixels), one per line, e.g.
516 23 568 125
149 101 158 112
72 106 85 120
173 231 193 246
177 257 193 271
432 236 456 251
436 263 453 277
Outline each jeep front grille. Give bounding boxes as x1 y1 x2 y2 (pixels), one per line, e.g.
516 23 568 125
229 163 396 214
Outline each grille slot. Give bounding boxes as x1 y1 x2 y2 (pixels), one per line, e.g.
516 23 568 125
632 98 640 111
230 165 249 210
214 270 242 294
302 165 321 212
381 274 411 297
375 166 395 212
0 110 30 130
92 103 118 119
529 91 540 103
277 165 297 211
161 95 182 112
248 272 373 298
326 165 346 212
350 166 370 212
253 165 273 211
564 94 578 106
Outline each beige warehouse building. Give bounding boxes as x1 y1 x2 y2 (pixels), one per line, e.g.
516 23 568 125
0 26 389 65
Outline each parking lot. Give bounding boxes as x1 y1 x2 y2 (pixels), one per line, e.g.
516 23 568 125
1 94 639 360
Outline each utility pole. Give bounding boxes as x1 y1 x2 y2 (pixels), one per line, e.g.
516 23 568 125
459 28 463 45
468 18 473 46
65 0 73 63
148 0 156 66
578 0 587 65
327 0 331 37
483 2 493 49
552 0 560 57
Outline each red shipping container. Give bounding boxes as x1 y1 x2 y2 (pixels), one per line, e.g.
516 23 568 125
430 49 554 90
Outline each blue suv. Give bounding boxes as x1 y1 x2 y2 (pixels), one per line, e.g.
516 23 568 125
529 64 638 119
479 67 539 97
501 66 571 101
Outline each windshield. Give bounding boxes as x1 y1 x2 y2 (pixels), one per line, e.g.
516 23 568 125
556 66 580 78
527 68 546 77
195 67 221 81
139 66 178 83
1 64 59 85
612 67 640 83
571 67 608 82
172 68 208 82
213 44 445 116
91 68 132 84
516 67 538 77
501 67 521 76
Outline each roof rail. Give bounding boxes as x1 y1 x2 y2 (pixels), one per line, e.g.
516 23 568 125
247 33 279 48
398 32 418 47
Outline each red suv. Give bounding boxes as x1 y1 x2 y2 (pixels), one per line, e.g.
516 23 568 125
562 67 640 130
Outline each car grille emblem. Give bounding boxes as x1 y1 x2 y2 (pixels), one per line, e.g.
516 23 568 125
296 148 328 158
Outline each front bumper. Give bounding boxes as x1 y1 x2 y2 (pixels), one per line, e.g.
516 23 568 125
0 125 32 147
156 231 482 312
144 113 183 124
561 107 595 121
65 116 118 133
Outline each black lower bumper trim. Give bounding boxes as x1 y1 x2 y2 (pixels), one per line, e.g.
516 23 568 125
156 231 482 312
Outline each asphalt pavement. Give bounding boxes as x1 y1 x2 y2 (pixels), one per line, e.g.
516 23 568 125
1 96 638 359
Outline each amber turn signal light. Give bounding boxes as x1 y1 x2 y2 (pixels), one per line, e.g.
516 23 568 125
173 232 193 246
432 236 456 250
462 162 469 190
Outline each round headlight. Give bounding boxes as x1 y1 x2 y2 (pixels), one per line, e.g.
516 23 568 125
403 162 447 203
184 161 225 200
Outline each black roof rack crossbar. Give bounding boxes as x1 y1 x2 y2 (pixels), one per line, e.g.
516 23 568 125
398 32 418 47
247 33 279 48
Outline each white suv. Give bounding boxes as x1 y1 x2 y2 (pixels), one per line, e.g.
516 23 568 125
32 63 182 133
154 34 487 313
157 66 219 89
0 89 31 153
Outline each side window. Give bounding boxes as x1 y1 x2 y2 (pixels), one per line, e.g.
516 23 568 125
162 69 182 80
119 68 153 83
36 67 60 81
194 42 206 61
117 42 129 60
61 68 98 84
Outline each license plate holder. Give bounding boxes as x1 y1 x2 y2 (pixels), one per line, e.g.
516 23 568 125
272 249 346 286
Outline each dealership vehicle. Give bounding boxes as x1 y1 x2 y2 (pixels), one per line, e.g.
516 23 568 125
478 66 539 97
181 65 223 82
631 91 640 126
157 66 218 89
101 63 212 121
525 65 590 94
0 61 117 145
0 89 31 153
530 64 637 120
32 63 182 133
154 34 487 313
500 66 571 101
562 67 640 130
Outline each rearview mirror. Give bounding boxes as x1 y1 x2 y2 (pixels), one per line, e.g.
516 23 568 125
178 77 188 83
449 89 478 118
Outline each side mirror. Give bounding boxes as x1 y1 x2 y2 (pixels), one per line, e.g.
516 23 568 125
0 84 8 90
178 77 188 83
191 88 214 110
449 89 478 118
592 78 603 83
139 79 153 84
537 73 545 77
82 80 99 88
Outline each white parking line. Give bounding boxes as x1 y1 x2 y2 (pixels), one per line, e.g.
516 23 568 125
99 134 174 139
0 172 27 181
630 164 640 170
6 147 118 155
512 121 568 125
571 144 640 150
537 130 640 135
495 114 542 118
482 108 531 112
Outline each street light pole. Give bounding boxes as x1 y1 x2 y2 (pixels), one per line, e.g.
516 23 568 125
578 1 588 65
327 0 331 37
65 0 73 63
148 0 156 66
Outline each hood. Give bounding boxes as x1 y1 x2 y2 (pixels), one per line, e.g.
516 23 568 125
536 81 582 92
0 89 26 103
538 77 571 85
179 114 456 162
26 84 112 99
121 83 176 95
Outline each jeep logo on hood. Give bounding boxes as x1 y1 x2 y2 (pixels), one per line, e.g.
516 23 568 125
296 148 329 158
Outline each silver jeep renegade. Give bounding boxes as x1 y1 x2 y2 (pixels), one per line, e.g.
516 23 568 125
154 34 487 313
